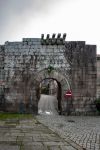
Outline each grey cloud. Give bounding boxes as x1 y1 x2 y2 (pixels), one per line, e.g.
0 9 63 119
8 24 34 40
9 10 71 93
0 0 60 26
0 0 64 43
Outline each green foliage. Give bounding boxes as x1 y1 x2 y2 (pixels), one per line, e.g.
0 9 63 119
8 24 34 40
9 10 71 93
47 66 54 74
95 98 100 113
95 98 100 104
41 87 49 94
0 113 33 120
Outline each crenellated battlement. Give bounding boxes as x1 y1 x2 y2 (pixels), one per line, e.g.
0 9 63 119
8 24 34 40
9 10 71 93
41 33 66 45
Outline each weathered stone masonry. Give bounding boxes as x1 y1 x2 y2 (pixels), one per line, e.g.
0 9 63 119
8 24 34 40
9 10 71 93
0 34 97 114
66 42 97 114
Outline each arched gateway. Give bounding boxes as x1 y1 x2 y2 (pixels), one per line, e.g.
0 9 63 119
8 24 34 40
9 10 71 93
30 68 70 114
0 34 97 115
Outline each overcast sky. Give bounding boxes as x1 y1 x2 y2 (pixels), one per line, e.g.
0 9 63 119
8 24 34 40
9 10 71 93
0 0 100 53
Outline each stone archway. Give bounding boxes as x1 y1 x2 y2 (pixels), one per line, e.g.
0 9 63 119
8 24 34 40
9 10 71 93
30 68 71 114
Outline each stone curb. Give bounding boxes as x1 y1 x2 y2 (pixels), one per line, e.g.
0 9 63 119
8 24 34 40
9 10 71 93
49 127 85 150
64 138 85 150
37 119 85 150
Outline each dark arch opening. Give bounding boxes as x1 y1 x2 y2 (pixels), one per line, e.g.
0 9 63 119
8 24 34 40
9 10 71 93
37 78 62 115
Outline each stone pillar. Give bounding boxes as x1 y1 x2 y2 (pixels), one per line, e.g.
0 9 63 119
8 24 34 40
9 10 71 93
0 45 5 111
71 43 97 115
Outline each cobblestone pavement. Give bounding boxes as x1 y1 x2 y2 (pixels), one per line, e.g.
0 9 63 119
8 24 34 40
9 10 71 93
0 117 78 150
37 115 100 150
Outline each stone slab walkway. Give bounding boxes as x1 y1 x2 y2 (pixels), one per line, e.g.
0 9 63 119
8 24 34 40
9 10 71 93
37 115 100 150
0 117 78 150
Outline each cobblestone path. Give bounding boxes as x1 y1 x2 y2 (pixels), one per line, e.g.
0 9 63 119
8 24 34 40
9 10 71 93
37 115 100 150
0 117 79 150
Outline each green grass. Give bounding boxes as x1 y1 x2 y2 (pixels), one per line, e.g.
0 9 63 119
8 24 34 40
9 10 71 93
0 113 33 120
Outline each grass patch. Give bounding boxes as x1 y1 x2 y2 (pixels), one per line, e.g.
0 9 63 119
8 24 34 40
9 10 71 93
0 113 33 120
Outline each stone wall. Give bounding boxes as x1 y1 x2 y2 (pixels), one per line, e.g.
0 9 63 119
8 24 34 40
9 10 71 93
0 45 5 111
65 42 97 115
96 55 100 98
0 35 70 113
0 34 97 114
